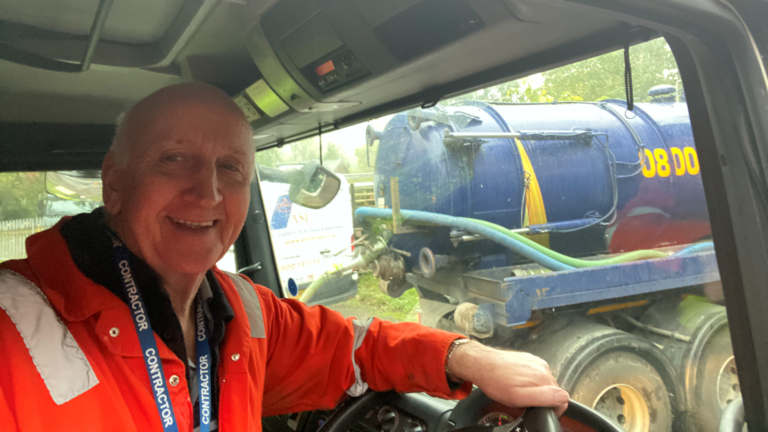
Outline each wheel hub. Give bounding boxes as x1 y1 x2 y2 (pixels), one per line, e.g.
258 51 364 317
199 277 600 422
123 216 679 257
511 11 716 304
716 356 740 408
592 385 650 432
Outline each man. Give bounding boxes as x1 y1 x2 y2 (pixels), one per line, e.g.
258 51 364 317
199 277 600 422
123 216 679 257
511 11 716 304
0 84 568 431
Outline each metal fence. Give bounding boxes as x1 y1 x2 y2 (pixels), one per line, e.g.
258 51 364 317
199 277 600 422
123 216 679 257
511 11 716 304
0 217 60 261
351 182 375 210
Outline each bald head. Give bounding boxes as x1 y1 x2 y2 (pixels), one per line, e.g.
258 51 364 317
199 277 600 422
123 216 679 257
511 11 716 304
101 82 255 277
111 83 252 167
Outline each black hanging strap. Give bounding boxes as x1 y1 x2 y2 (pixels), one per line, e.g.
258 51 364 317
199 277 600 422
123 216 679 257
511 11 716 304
318 123 323 166
624 41 634 111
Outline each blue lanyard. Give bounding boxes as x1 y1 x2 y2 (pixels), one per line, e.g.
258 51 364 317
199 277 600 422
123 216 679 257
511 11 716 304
110 235 211 432
195 297 212 432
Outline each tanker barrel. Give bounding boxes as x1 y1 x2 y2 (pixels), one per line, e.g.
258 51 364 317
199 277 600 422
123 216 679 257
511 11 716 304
373 99 708 265
442 130 596 140
648 84 677 102
443 129 597 146
518 130 596 144
444 130 520 139
406 107 459 131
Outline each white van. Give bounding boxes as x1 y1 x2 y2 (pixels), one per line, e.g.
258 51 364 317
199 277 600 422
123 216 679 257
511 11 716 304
259 171 358 305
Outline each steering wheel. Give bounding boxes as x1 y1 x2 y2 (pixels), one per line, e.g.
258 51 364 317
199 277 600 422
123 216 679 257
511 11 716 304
317 388 625 432
448 389 623 432
317 391 390 432
446 389 558 432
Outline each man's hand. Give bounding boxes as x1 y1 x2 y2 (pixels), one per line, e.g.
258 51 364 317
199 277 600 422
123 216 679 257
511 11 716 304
447 340 569 416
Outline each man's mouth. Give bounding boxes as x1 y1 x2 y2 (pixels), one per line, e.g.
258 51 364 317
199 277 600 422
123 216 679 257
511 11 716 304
170 218 217 228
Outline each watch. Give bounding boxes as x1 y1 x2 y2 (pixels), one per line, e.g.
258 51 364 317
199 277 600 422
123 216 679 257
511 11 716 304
445 338 471 383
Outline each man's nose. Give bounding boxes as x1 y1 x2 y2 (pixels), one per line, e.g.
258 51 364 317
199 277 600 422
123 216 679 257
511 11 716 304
183 165 222 207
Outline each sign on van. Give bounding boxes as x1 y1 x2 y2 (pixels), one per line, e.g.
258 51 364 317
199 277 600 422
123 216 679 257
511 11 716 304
261 177 355 295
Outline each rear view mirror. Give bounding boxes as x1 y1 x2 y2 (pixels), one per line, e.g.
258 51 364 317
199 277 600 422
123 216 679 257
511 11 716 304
45 170 103 201
287 162 341 209
257 162 341 209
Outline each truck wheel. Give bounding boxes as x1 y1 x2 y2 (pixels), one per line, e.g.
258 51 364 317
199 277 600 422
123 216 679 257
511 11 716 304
570 352 673 432
691 328 739 431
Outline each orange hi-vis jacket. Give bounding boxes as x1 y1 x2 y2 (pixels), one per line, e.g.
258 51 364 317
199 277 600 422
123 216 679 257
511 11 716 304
0 223 470 431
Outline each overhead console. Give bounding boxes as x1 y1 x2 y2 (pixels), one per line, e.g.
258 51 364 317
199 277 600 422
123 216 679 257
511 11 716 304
231 0 488 135
276 10 369 95
265 0 485 96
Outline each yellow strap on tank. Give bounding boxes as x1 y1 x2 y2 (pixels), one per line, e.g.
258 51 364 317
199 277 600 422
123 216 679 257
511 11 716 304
515 138 550 248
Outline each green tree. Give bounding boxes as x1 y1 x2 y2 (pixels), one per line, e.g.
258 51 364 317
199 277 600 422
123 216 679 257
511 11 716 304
354 143 377 173
450 79 529 104
256 140 350 171
255 147 282 168
447 38 679 105
322 143 345 164
255 138 321 169
542 38 679 102
0 172 46 220
286 139 320 164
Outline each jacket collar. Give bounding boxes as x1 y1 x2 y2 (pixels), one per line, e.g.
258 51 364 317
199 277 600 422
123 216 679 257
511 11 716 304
25 218 125 323
25 216 237 368
24 221 182 364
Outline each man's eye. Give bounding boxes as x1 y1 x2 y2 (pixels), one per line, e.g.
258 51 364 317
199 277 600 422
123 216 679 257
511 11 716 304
220 163 241 172
162 154 184 163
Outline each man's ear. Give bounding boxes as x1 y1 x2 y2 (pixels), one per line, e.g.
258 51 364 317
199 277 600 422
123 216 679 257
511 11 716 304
102 151 122 215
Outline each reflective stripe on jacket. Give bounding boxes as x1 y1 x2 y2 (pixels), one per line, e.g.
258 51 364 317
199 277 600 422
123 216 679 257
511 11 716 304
0 221 469 431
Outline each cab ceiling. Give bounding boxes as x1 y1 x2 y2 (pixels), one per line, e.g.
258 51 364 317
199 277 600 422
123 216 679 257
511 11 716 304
2 0 186 43
0 0 636 157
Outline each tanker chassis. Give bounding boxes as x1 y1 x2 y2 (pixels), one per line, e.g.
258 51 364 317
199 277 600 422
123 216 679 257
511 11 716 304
353 93 734 432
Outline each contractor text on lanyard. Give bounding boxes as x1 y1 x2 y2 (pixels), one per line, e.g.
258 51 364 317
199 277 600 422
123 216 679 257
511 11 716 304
110 235 212 432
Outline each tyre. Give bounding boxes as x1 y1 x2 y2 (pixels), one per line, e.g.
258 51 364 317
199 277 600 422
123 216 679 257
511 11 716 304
689 328 739 432
570 352 673 432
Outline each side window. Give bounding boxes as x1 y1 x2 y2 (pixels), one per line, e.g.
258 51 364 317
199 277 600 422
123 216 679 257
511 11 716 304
0 172 101 261
256 38 738 430
0 171 238 271
216 245 237 273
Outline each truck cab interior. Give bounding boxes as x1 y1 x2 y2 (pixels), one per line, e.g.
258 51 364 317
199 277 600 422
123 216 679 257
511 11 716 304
1 0 767 431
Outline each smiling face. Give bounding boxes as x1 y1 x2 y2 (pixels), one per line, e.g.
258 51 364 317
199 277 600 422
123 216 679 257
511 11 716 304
102 84 254 276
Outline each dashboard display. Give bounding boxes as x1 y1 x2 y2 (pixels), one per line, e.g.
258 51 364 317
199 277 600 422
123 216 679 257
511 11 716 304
478 410 596 432
314 60 335 76
478 412 516 426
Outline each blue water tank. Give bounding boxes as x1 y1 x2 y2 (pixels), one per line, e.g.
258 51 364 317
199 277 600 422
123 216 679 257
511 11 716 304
372 100 710 268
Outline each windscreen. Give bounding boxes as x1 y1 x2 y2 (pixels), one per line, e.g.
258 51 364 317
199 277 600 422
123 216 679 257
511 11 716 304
254 38 736 431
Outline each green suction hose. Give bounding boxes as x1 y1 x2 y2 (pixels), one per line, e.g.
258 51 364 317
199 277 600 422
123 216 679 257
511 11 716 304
469 218 669 268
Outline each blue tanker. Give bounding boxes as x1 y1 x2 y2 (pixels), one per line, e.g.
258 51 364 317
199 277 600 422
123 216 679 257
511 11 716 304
370 97 711 270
